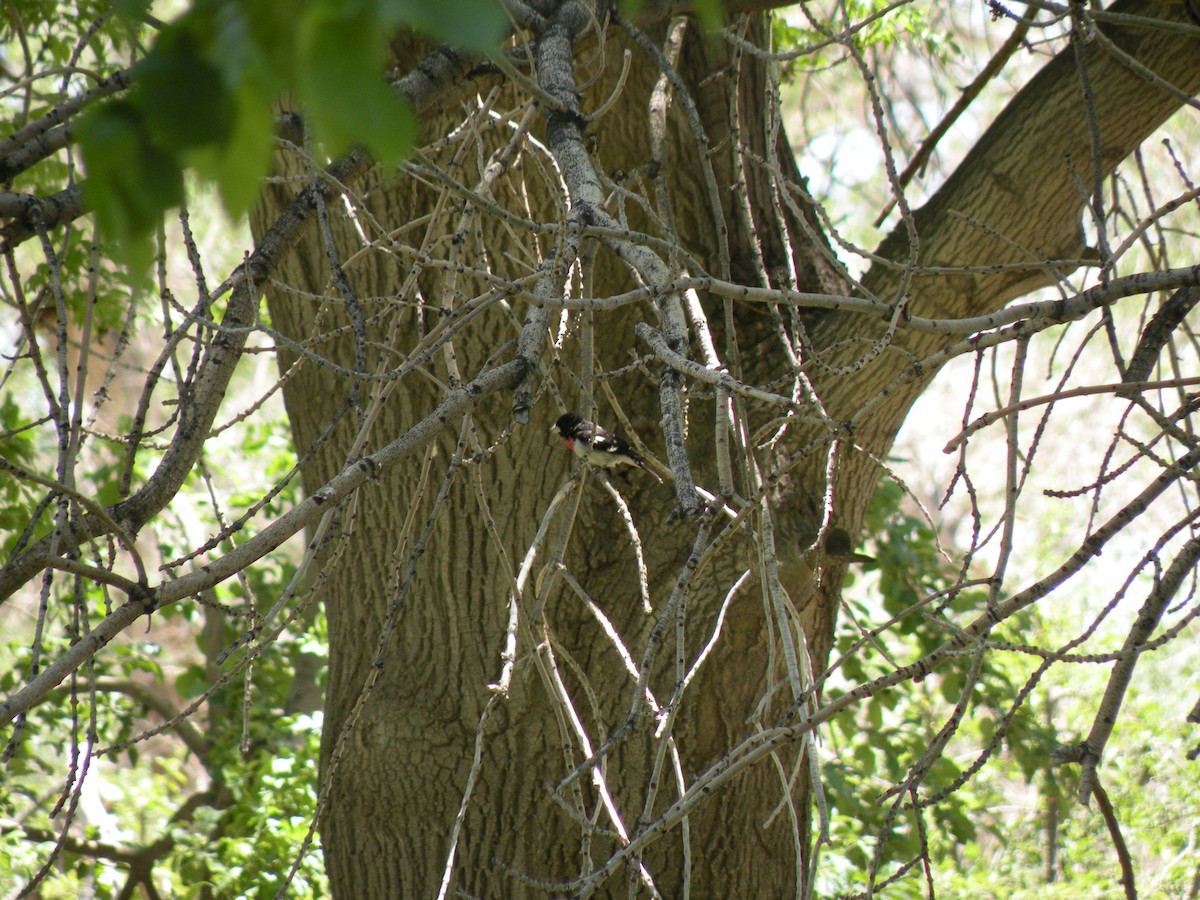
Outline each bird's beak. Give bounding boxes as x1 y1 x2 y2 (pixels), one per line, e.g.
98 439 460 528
548 422 557 434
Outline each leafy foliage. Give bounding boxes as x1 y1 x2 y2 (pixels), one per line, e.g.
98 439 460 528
818 479 1049 891
76 0 510 257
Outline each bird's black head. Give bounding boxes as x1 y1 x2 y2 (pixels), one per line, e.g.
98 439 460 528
553 412 584 437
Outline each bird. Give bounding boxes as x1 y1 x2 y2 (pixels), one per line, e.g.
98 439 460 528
550 412 662 482
822 528 875 565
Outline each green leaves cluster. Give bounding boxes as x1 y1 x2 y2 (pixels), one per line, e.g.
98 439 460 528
771 0 957 76
0 247 320 894
1 547 329 897
819 479 1050 889
78 0 509 254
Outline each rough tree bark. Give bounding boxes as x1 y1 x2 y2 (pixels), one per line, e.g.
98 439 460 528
249 1 1199 895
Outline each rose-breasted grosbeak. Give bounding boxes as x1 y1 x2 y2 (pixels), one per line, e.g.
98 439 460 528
551 412 662 482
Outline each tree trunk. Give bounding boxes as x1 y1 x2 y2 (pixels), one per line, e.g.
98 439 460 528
250 2 1199 894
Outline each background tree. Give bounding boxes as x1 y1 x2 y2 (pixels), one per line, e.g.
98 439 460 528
2 0 1199 896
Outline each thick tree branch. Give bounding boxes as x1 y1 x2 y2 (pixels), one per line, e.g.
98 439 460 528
0 186 84 252
866 0 1200 317
0 67 131 179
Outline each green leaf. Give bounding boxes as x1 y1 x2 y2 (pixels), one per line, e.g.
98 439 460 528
297 5 416 162
382 0 507 52
135 25 234 154
77 100 182 265
689 0 724 32
192 78 276 218
0 397 35 467
176 663 210 699
866 697 883 730
110 0 151 21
